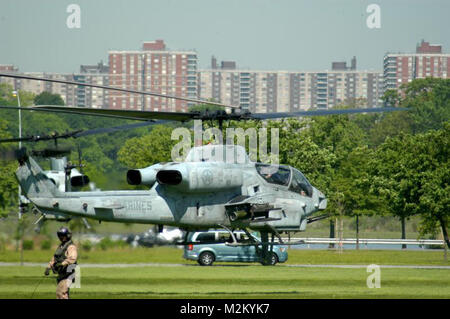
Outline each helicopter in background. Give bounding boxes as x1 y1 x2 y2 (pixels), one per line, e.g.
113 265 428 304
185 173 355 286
0 121 159 232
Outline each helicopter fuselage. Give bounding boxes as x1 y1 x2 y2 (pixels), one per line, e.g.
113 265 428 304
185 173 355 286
17 145 327 233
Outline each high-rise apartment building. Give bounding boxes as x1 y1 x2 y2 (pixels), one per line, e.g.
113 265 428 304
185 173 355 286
4 40 448 112
75 61 109 108
0 64 103 107
0 64 18 72
0 65 19 89
199 57 383 112
0 69 76 106
384 40 450 90
108 40 197 112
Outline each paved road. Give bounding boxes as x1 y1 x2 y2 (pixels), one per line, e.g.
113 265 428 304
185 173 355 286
1 262 449 269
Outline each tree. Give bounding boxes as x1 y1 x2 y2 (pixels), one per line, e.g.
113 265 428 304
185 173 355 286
0 120 18 218
117 125 177 168
370 126 450 249
401 78 450 134
408 124 449 248
305 113 366 244
381 89 401 107
274 118 336 193
0 83 35 136
368 111 413 147
370 134 419 246
34 91 65 106
0 83 35 107
337 146 384 248
367 78 450 247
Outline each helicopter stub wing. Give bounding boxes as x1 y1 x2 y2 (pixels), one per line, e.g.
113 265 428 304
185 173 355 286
224 195 282 222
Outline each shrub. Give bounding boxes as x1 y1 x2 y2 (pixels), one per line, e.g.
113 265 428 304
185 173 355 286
0 234 7 251
114 239 128 249
98 237 115 251
98 237 128 250
22 240 34 250
81 241 93 252
40 240 51 250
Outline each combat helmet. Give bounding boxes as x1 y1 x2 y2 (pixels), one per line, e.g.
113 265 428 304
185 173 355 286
56 227 72 241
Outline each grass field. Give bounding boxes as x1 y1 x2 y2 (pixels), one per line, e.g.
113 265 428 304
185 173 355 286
0 265 449 299
0 248 449 299
1 246 449 265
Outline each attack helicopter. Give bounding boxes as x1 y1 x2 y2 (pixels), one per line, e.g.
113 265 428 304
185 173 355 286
1 131 91 193
0 72 408 263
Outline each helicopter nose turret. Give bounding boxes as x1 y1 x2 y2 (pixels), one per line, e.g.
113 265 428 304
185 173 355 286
313 187 327 210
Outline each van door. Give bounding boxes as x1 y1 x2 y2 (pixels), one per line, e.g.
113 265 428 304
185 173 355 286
236 233 256 261
217 232 237 260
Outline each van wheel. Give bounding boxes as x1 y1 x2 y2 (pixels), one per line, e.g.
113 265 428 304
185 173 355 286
198 252 215 266
261 252 278 266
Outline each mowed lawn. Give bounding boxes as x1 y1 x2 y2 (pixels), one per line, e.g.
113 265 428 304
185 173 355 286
0 248 449 299
0 265 449 299
1 246 449 266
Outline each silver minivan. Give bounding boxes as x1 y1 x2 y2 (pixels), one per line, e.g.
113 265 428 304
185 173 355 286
183 230 288 266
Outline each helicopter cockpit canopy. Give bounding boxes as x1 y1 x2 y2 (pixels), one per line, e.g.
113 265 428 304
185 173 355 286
289 168 313 197
255 163 291 186
184 144 251 164
256 163 313 197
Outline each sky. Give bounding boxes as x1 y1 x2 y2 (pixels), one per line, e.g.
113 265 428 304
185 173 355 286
0 0 449 73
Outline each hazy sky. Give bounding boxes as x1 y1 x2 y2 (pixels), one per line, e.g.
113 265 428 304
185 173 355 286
1 0 449 73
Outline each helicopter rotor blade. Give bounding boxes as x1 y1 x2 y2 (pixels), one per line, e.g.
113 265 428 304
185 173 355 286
0 136 41 143
0 146 72 162
0 105 195 122
0 130 83 144
0 72 239 110
31 147 73 158
0 120 166 145
0 147 64 162
34 105 196 121
0 148 28 161
34 105 410 122
72 120 167 138
0 105 157 121
33 105 253 122
250 107 410 120
0 104 411 124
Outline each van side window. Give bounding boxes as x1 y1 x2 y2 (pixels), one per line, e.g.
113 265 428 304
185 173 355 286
196 232 216 243
218 232 232 243
238 233 254 243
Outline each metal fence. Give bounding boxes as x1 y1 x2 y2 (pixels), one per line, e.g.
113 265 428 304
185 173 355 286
289 238 444 246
